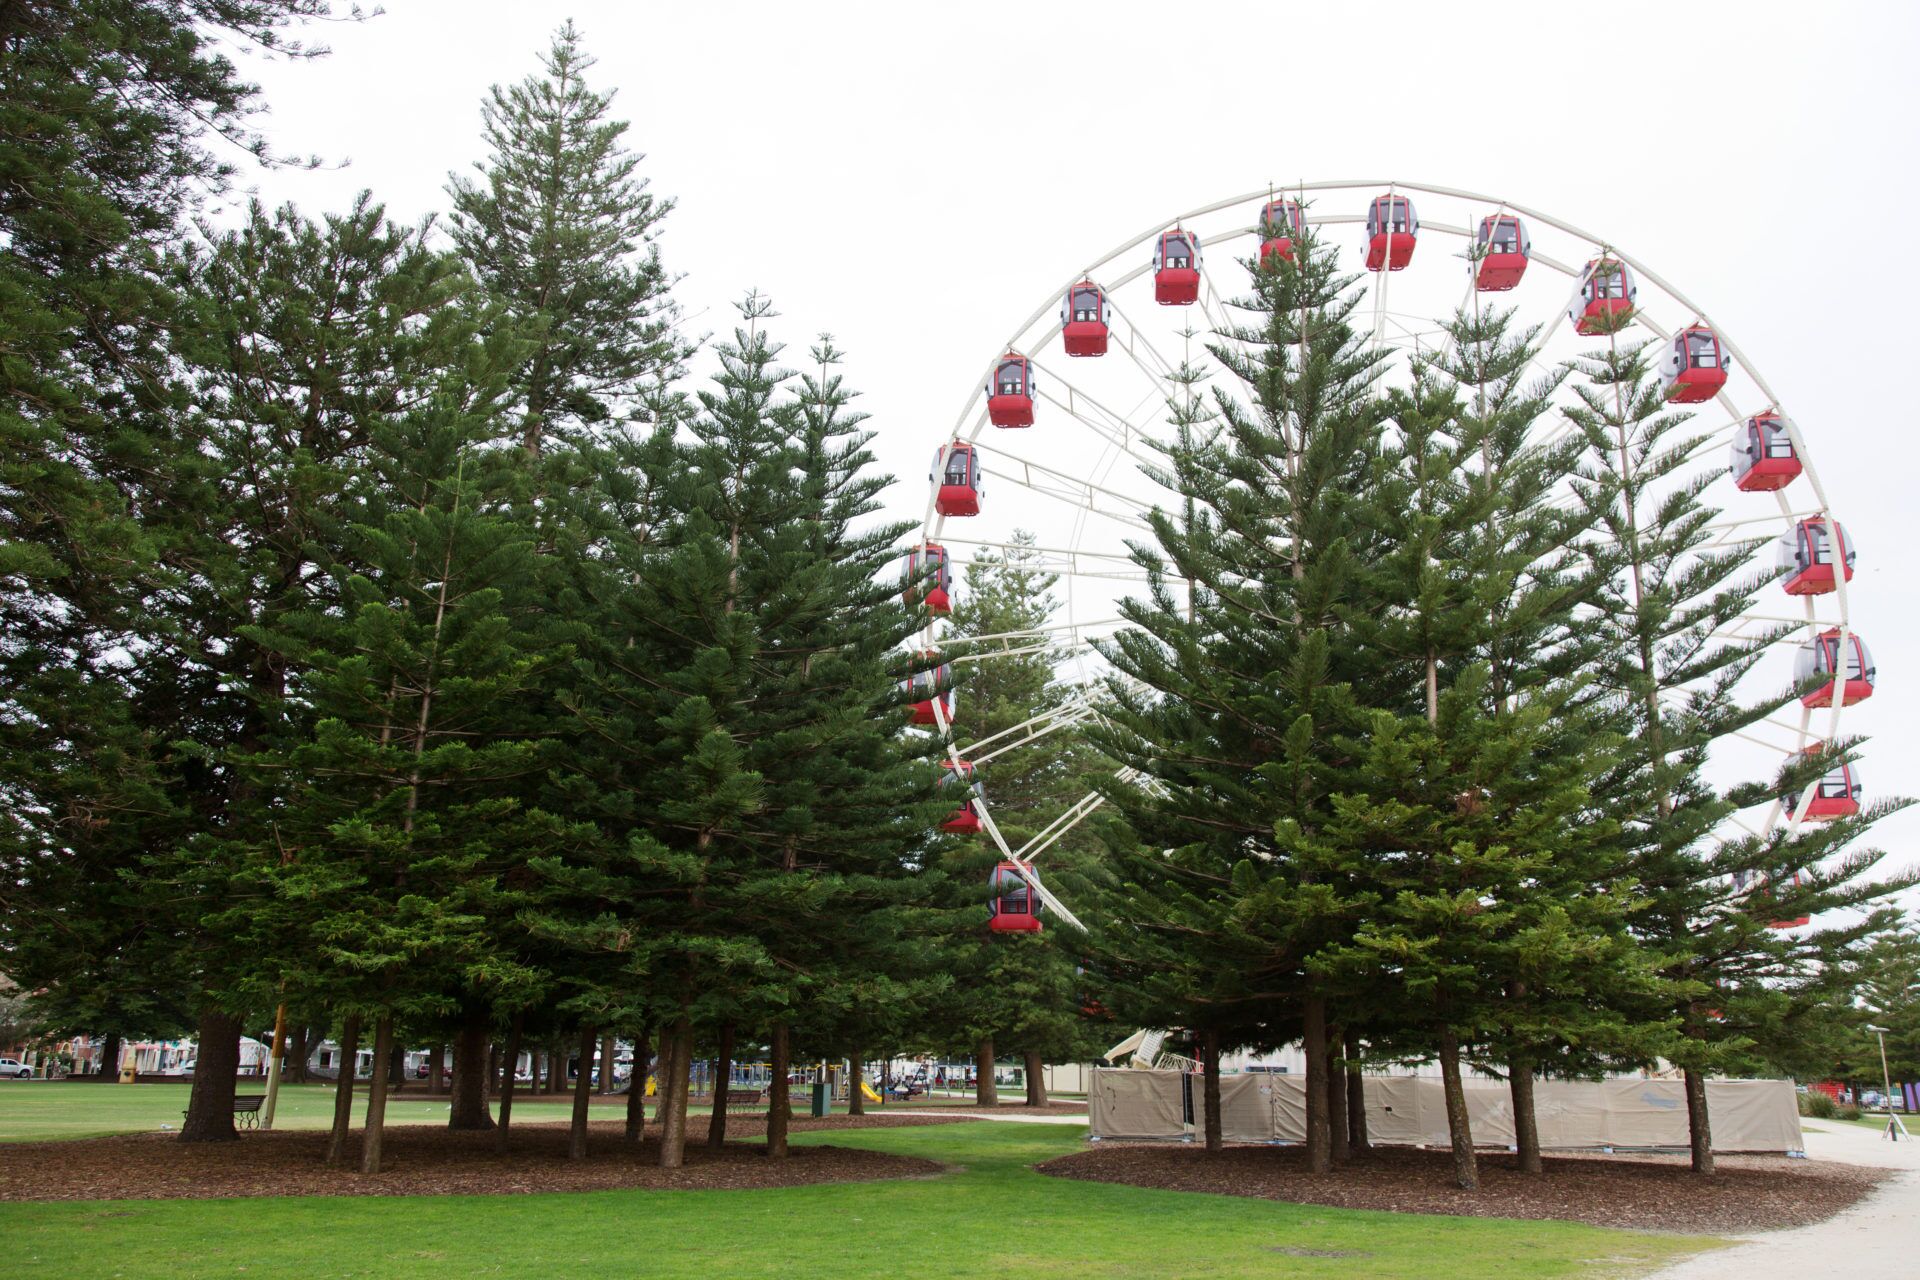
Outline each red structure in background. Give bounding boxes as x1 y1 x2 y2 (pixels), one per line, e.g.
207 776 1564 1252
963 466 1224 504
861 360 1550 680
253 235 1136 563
933 441 981 517
1777 517 1855 596
1365 194 1417 270
988 861 1043 934
1730 414 1802 492
1061 280 1110 356
1571 257 1637 334
1474 214 1530 291
1153 228 1201 305
1797 628 1876 708
939 760 982 834
1660 324 1730 403
901 542 951 615
1260 198 1303 266
986 353 1034 427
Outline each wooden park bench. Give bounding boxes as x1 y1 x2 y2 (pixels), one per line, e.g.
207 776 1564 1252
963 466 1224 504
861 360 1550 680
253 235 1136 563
181 1095 266 1130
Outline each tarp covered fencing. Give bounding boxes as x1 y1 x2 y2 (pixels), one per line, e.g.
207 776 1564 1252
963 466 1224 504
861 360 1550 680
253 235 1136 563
1088 1068 1803 1153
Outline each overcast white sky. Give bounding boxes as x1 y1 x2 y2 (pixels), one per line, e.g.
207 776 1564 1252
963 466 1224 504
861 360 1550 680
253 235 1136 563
232 0 1920 907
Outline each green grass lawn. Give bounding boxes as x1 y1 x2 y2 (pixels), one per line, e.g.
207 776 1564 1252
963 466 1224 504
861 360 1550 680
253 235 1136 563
0 1091 1718 1279
0 1081 616 1141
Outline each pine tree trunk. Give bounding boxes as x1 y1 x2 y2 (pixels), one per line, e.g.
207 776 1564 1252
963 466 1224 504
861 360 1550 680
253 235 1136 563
326 1014 361 1166
1436 1027 1479 1190
447 1014 494 1130
1346 1029 1371 1155
599 1033 617 1095
178 1009 242 1143
1302 996 1331 1174
1201 1029 1223 1153
569 1024 595 1160
102 1033 124 1079
1684 1065 1715 1175
287 1024 309 1084
767 1022 792 1160
429 1042 446 1094
1510 1058 1542 1175
654 1028 682 1133
657 1014 693 1169
1327 1026 1351 1163
707 1022 735 1147
847 1051 866 1115
494 1014 525 1154
975 1036 998 1106
360 1015 394 1174
549 1041 567 1094
1023 1050 1047 1107
625 1025 651 1144
387 1039 405 1092
488 1041 501 1093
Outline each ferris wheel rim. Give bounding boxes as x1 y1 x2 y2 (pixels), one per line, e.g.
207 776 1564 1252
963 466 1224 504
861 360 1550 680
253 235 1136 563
919 180 1862 867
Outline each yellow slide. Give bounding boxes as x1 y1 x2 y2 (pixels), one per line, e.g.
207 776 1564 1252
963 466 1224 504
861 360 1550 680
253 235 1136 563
860 1080 883 1103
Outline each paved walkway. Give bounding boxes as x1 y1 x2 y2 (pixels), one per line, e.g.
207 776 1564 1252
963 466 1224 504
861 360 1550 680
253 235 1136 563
1650 1120 1920 1280
907 1109 1090 1125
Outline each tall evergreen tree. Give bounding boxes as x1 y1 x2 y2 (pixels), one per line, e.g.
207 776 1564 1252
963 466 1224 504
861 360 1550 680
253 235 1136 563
1091 225 1392 1170
448 19 684 457
241 300 550 1172
0 0 330 1094
1567 323 1912 1174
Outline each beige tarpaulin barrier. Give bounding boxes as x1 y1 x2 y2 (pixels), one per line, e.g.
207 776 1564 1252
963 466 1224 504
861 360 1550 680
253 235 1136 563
1089 1067 1185 1140
1089 1070 1803 1154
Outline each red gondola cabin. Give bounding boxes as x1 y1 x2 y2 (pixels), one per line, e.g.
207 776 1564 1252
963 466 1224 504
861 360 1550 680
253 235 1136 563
1660 325 1730 404
1785 745 1862 822
1260 198 1303 266
1734 870 1810 930
901 542 952 615
932 442 981 517
1153 229 1201 305
1777 517 1855 596
1365 194 1418 271
1061 281 1110 357
1730 413 1802 492
1571 258 1637 334
986 353 1034 428
988 861 1043 934
939 760 982 834
906 653 953 727
1474 214 1530 291
1796 628 1876 708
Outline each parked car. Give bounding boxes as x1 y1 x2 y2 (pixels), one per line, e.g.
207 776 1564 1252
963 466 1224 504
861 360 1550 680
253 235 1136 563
0 1058 34 1079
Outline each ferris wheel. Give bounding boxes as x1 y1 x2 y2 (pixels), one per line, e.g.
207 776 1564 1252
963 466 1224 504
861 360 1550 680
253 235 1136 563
906 179 1870 934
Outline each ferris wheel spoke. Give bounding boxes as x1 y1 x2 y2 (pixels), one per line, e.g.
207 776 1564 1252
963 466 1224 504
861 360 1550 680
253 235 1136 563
976 441 1158 521
974 465 1153 531
1029 359 1174 454
964 705 1097 767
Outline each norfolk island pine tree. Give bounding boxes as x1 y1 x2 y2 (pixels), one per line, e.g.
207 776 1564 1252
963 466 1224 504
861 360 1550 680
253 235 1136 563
1562 320 1913 1174
1089 222 1395 1171
444 16 690 1130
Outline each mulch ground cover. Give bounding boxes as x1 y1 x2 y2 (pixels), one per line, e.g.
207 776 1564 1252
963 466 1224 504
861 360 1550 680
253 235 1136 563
0 1113 961 1202
1037 1142 1893 1234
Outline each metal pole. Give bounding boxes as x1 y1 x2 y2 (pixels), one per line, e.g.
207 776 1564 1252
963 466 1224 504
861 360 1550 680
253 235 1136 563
1874 1027 1901 1141
261 1002 288 1130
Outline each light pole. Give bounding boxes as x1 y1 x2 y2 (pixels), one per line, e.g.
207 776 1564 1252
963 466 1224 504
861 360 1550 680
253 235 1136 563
1864 1025 1907 1142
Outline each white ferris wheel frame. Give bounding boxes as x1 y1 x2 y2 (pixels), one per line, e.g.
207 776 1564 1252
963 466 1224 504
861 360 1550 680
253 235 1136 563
918 179 1860 928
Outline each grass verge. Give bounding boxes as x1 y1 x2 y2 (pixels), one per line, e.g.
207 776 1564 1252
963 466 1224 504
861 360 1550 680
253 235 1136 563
0 1115 1716 1279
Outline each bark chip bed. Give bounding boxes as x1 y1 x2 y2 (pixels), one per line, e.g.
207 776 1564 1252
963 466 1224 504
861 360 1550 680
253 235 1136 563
1037 1143 1892 1234
0 1113 960 1202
